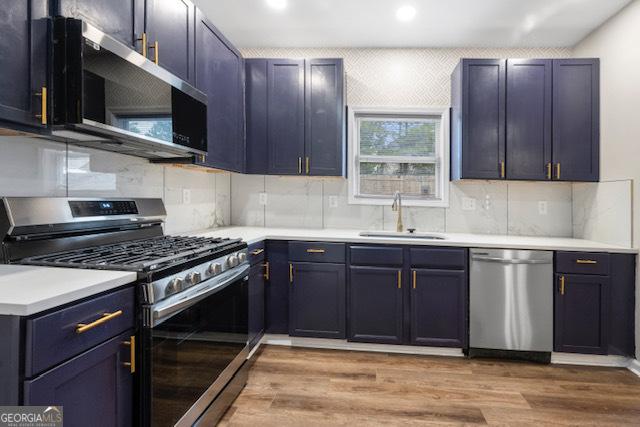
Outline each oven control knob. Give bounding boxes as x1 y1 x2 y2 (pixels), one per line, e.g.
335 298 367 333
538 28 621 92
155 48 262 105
165 277 183 296
208 263 222 275
186 271 202 286
227 255 239 268
238 252 247 263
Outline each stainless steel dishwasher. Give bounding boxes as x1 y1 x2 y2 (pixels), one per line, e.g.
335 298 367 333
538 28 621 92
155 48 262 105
469 248 553 359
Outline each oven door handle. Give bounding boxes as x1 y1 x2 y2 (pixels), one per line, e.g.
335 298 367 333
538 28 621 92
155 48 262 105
150 264 249 326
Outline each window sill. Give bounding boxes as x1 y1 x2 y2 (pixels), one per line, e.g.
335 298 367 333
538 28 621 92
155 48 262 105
348 196 449 208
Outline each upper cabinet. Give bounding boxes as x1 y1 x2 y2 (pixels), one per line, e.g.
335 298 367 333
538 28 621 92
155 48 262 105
451 57 600 182
245 58 345 176
194 9 245 172
0 0 50 130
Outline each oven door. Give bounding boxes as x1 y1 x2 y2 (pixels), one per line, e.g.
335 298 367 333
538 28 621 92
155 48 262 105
141 264 249 427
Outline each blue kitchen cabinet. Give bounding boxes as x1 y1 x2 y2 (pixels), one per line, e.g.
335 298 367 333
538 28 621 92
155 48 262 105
24 329 134 427
56 0 145 51
194 8 245 172
289 262 346 339
348 266 404 344
410 269 467 348
552 59 600 182
145 0 196 83
248 262 266 345
451 59 506 180
554 273 609 355
245 59 269 174
265 241 289 334
506 59 552 180
305 59 345 176
0 0 49 129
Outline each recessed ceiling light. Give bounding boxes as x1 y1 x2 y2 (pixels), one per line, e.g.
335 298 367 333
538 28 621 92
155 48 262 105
266 0 287 10
396 5 416 22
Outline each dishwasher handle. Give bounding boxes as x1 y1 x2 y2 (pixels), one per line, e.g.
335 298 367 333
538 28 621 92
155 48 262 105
471 256 552 265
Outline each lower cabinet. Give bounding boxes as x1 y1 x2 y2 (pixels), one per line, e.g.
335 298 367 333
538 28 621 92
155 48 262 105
24 329 134 427
554 273 609 355
348 266 404 344
411 269 467 347
289 262 346 338
248 262 266 345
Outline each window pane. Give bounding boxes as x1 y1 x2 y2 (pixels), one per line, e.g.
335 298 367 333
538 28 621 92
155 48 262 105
359 118 439 157
359 162 436 197
119 116 173 143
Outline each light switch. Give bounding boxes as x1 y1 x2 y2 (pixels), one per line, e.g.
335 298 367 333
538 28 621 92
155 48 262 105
538 201 548 215
462 197 476 211
182 189 191 204
259 192 268 206
329 196 338 208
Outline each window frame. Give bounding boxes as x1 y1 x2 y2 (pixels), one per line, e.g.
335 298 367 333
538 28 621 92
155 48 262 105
347 106 450 207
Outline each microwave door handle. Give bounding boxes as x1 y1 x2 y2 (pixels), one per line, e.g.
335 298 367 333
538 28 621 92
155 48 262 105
151 264 249 326
471 256 551 265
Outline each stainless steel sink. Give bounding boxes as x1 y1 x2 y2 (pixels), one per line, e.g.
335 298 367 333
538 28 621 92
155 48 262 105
359 231 447 240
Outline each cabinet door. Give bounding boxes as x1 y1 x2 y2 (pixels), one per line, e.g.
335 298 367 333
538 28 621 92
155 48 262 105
348 266 403 344
267 59 305 175
552 59 599 182
506 59 552 180
411 269 466 348
290 262 346 339
305 59 344 176
245 59 268 174
194 10 244 172
555 274 608 354
249 263 265 345
24 330 134 427
461 59 506 179
57 0 144 51
0 0 49 128
145 0 195 83
265 241 289 334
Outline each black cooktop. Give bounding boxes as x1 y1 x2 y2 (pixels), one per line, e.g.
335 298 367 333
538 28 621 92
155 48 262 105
20 235 242 272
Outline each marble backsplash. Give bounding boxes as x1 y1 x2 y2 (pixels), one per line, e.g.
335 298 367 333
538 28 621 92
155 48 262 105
0 136 231 235
230 174 576 238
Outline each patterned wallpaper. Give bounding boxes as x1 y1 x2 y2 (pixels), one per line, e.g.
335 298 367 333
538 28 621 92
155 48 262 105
241 47 571 106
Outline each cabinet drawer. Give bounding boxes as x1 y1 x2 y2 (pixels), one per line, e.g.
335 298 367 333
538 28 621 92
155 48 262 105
248 241 266 265
350 246 403 267
289 242 345 263
556 252 609 275
410 247 467 270
25 286 135 377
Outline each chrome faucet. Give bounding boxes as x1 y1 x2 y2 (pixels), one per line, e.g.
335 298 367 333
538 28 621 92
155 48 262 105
391 191 403 232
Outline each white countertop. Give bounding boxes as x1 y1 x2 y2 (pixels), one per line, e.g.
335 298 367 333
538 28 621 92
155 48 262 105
191 226 638 254
0 265 137 316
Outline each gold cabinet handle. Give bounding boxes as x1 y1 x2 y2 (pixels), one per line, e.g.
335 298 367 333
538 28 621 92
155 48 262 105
251 248 264 256
298 157 302 174
306 157 310 174
76 310 123 334
559 276 565 295
397 270 402 289
148 40 159 65
546 162 552 180
263 261 270 280
35 87 47 125
306 249 325 254
136 32 147 57
576 259 597 264
289 263 293 283
412 270 417 289
500 161 505 179
122 335 135 374
556 163 561 180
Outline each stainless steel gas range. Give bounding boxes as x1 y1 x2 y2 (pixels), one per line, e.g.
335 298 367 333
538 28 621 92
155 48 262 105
0 197 250 427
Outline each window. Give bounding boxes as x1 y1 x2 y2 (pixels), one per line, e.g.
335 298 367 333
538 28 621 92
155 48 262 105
348 107 449 207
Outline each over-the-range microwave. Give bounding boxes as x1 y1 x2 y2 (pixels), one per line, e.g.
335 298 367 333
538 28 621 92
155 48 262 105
51 17 207 160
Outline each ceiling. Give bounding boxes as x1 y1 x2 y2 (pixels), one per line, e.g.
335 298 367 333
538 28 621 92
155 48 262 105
193 0 632 48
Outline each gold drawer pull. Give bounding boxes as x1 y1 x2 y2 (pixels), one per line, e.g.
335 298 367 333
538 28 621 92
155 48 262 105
559 276 565 295
289 263 293 283
122 335 135 374
148 40 159 65
500 161 505 178
76 310 123 334
397 270 402 289
263 261 270 280
251 248 264 256
306 249 325 254
556 163 561 180
412 270 417 289
35 87 47 125
546 162 552 180
576 259 597 264
306 157 310 174
298 157 302 174
136 32 147 57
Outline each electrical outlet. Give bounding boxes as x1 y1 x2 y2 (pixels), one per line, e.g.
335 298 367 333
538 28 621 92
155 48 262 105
329 196 338 208
182 189 191 204
259 192 268 206
538 201 548 215
461 197 476 211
